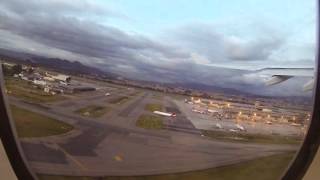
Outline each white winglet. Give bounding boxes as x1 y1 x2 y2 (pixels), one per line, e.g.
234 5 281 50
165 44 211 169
256 68 314 91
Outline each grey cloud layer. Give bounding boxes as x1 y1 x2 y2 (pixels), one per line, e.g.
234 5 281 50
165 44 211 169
0 0 120 17
170 23 285 62
0 13 186 60
0 0 311 96
225 36 284 61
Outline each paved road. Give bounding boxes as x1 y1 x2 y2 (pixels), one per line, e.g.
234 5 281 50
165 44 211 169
118 93 148 117
8 93 298 177
162 97 201 134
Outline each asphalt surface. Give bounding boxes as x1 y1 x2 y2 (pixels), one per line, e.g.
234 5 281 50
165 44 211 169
118 93 148 117
174 100 304 136
162 97 201 135
7 87 298 177
21 142 67 164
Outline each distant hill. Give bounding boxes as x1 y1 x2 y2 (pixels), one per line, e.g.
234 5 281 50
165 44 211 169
0 48 313 103
168 82 251 96
166 81 312 105
0 48 116 78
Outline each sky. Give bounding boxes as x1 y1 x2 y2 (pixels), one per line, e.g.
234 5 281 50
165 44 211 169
0 0 316 96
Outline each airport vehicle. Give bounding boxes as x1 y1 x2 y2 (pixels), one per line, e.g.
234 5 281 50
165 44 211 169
215 123 223 129
153 111 177 117
32 80 46 86
235 124 246 131
291 122 302 127
229 129 239 132
59 81 69 86
207 109 219 113
256 68 314 91
265 120 273 125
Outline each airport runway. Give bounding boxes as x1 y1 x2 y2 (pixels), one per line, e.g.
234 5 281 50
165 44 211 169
8 90 298 177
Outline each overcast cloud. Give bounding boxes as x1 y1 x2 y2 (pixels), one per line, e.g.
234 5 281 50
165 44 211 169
0 0 315 96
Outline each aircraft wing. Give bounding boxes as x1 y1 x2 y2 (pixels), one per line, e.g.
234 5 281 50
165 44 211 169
256 68 314 91
256 68 314 77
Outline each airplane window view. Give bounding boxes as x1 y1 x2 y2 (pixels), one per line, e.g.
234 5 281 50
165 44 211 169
0 0 316 180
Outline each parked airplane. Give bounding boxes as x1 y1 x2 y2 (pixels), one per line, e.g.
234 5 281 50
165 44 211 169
192 108 205 114
153 111 177 117
256 68 314 91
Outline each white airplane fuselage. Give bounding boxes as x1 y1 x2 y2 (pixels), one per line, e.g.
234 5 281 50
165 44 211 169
153 111 176 117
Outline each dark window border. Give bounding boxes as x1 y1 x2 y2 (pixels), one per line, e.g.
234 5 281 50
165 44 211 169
282 1 320 179
0 65 37 180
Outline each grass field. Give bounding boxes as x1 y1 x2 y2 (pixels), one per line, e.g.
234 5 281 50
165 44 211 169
11 105 74 138
108 96 130 105
5 77 65 103
136 114 164 129
37 152 295 180
74 105 109 118
152 93 164 100
168 93 188 101
129 91 142 96
144 103 163 112
202 130 302 145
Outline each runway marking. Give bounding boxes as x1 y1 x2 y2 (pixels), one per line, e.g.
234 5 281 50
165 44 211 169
57 145 88 171
114 154 124 162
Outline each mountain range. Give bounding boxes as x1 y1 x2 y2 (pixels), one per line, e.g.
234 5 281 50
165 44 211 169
0 48 312 100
